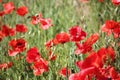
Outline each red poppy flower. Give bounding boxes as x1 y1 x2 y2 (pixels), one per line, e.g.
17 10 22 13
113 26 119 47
76 52 102 70
97 47 115 62
75 33 99 54
75 43 92 54
1 25 15 37
101 24 112 36
112 0 120 5
39 18 52 30
16 24 27 33
0 62 13 70
101 20 120 38
9 38 26 53
0 11 5 16
3 2 15 14
31 13 42 25
16 6 28 16
105 20 119 29
55 32 70 44
84 33 99 46
26 47 41 63
69 26 86 42
59 67 71 77
69 67 96 80
33 58 48 76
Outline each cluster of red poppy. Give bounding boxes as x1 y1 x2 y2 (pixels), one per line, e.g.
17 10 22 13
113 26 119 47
0 2 28 16
69 46 120 80
0 0 120 79
26 47 48 76
102 20 120 38
31 13 52 30
0 1 28 70
0 1 52 75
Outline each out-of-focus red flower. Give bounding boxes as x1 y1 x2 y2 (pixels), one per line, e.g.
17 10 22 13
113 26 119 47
75 43 92 54
1 25 15 37
75 33 99 54
84 33 99 46
16 24 27 33
31 13 42 25
112 0 120 5
101 20 120 38
39 18 52 30
31 13 52 30
59 67 71 77
9 38 26 53
0 62 12 70
109 67 119 79
97 47 115 62
55 32 70 44
33 58 48 76
3 2 15 14
101 24 112 36
69 67 96 80
16 6 28 16
26 47 41 63
105 20 119 29
0 11 5 16
76 52 102 70
69 26 86 42
0 0 2 3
